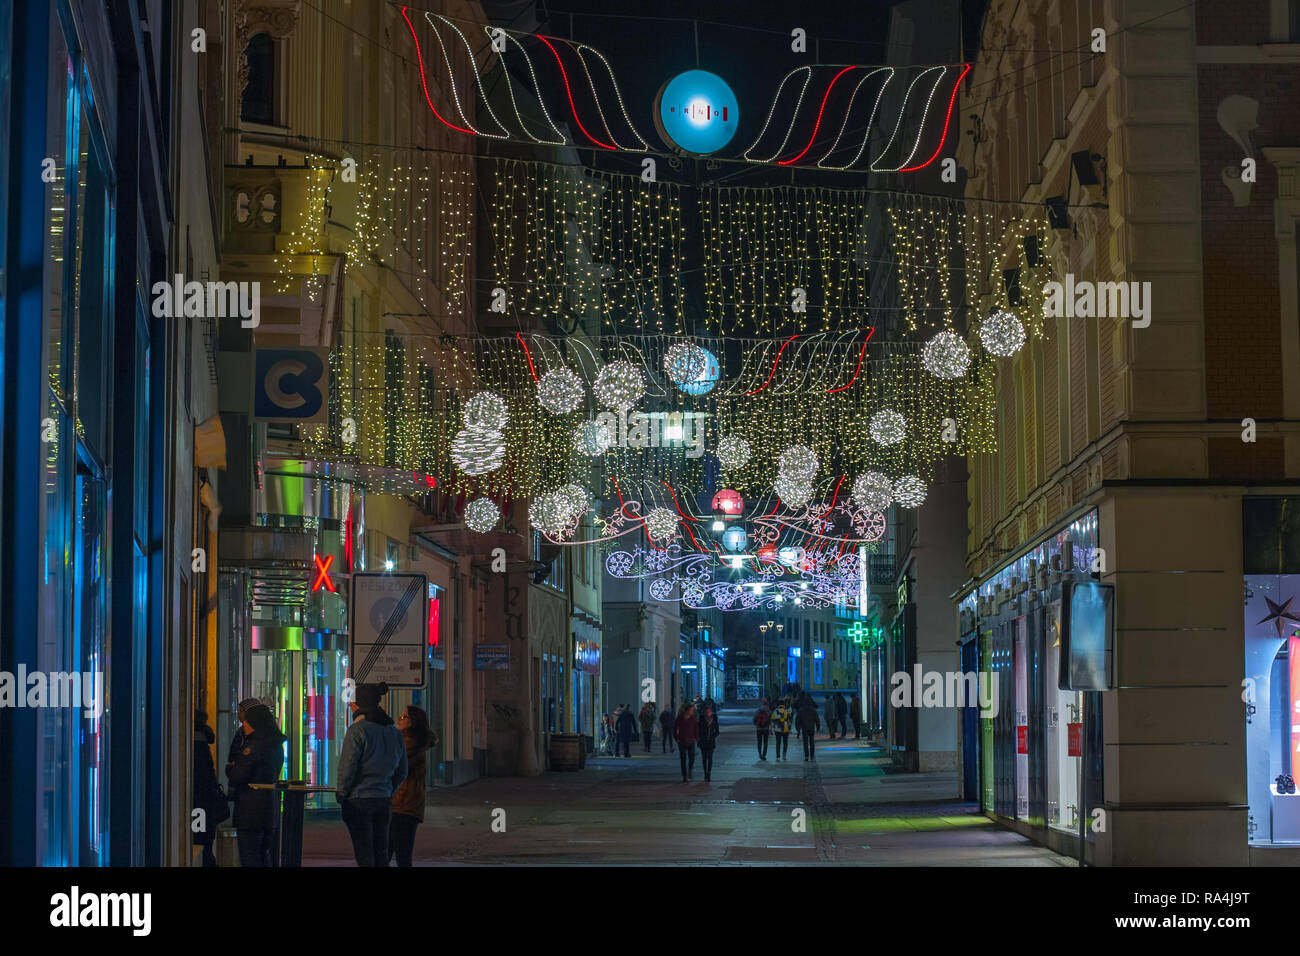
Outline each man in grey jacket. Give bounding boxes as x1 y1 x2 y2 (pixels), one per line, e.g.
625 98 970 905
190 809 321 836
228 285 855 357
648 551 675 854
336 681 408 866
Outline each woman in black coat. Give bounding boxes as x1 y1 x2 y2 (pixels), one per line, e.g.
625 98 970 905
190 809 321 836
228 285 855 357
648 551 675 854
192 710 226 867
697 706 721 782
226 704 287 867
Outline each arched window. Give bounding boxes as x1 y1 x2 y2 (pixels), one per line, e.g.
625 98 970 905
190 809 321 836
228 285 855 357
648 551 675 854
241 32 275 124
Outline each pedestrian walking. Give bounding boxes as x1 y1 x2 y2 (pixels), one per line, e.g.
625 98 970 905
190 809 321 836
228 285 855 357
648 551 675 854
659 704 675 753
193 710 227 867
639 701 657 753
835 692 849 739
599 713 612 755
336 682 408 867
226 703 285 867
850 693 863 738
389 704 437 867
770 697 793 760
796 695 820 761
675 703 699 781
698 705 721 781
615 703 637 757
753 700 771 760
824 694 839 740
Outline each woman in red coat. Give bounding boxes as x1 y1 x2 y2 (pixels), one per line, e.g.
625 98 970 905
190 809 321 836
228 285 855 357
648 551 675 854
674 703 699 782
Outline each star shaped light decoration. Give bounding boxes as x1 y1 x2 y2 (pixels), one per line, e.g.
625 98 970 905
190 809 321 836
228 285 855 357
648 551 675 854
1256 594 1300 639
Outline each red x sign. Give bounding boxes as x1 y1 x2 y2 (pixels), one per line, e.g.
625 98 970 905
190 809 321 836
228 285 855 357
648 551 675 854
312 554 336 592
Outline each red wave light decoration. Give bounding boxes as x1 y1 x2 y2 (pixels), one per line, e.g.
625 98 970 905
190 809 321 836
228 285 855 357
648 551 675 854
747 63 969 172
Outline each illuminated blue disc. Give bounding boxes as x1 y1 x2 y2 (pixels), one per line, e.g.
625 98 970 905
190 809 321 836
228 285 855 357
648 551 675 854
677 347 719 396
655 71 739 155
722 526 748 552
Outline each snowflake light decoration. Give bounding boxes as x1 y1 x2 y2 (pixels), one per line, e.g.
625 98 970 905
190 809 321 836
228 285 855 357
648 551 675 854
922 330 971 380
852 472 893 512
868 409 907 446
893 474 928 508
649 578 675 600
463 497 500 533
537 367 585 414
593 360 646 411
462 391 509 432
978 309 1026 357
644 506 679 541
451 428 506 475
717 435 751 470
777 445 818 481
573 420 614 457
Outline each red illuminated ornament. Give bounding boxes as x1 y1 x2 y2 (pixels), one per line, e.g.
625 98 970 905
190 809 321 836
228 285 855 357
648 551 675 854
311 554 336 593
757 544 778 564
711 489 744 516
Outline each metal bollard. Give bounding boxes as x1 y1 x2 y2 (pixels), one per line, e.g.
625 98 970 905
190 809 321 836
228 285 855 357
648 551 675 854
279 779 306 867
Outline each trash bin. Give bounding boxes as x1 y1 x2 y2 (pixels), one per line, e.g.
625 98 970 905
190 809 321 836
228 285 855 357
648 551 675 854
548 733 584 771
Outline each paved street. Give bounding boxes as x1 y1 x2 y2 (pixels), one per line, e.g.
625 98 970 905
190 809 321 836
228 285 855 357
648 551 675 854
303 713 1074 866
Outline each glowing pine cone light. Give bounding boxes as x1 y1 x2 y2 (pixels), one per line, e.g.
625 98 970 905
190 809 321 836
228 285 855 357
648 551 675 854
451 428 506 475
893 475 928 508
852 472 893 512
644 506 679 541
536 367 585 414
463 497 500 533
922 331 971 380
593 360 646 411
978 309 1026 357
717 435 751 470
462 391 509 432
573 420 615 457
777 445 818 481
868 408 907 446
773 475 814 508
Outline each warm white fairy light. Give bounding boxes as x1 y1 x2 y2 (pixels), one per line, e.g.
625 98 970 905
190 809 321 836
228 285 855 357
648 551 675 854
537 367 585 414
644 507 679 542
868 408 907 446
463 391 509 432
556 483 590 521
717 435 751 470
664 342 707 386
978 309 1026 357
852 471 893 512
594 360 645 411
530 492 570 536
777 445 818 481
464 497 500 533
451 428 506 475
893 475 927 508
573 420 615 457
921 330 971 380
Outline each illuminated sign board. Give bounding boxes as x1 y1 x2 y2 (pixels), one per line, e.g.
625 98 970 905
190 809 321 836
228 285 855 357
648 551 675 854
654 70 739 155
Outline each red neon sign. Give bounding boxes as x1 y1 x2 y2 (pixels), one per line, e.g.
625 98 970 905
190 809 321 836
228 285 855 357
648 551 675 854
428 597 440 647
311 554 336 593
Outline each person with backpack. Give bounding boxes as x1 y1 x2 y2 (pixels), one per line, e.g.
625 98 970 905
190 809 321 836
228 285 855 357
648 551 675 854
659 703 675 753
753 700 772 760
770 697 793 760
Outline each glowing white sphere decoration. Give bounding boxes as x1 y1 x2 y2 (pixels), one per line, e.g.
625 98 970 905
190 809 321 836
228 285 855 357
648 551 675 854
978 309 1027 357
529 492 570 536
717 435 751 470
573 420 615 457
778 546 806 568
536 367 585 414
451 428 506 475
663 343 708 385
777 445 818 481
868 408 907 446
773 475 814 508
462 391 509 432
893 475 928 508
921 331 972 380
463 497 500 533
593 360 646 411
644 506 679 541
852 471 893 512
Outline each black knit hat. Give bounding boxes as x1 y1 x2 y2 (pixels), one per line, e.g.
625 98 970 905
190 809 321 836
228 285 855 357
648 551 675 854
355 681 389 710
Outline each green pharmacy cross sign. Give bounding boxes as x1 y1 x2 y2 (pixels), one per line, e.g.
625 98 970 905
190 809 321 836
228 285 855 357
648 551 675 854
849 620 884 649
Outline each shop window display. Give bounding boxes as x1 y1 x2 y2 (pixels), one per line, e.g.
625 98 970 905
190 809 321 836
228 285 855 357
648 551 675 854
1244 574 1300 845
